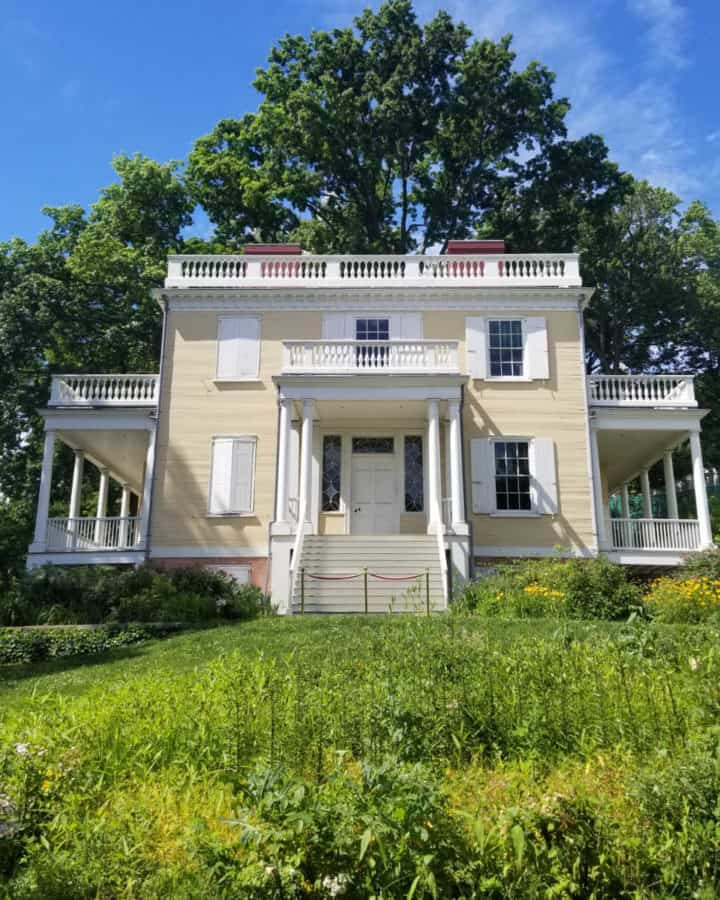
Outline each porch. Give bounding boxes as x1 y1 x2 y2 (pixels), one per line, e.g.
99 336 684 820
27 374 158 568
588 377 713 563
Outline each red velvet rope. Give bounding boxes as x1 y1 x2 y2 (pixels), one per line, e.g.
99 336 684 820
368 572 424 581
306 572 362 581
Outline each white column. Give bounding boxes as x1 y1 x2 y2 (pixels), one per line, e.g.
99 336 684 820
448 399 466 530
69 450 85 520
640 468 652 518
138 422 157 549
275 398 292 523
621 483 630 519
663 450 679 520
118 483 131 548
94 468 110 545
426 399 442 532
30 429 56 552
689 430 713 547
298 399 315 525
589 427 609 548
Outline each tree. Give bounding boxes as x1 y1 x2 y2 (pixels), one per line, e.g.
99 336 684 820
187 0 620 253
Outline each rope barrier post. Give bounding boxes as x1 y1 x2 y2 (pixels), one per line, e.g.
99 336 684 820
425 568 430 616
300 567 305 615
363 567 368 615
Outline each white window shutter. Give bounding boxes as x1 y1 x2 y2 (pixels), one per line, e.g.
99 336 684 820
465 317 487 379
322 313 348 340
470 438 495 513
209 438 234 513
232 440 255 512
531 438 558 514
397 313 423 340
525 317 549 379
217 317 260 379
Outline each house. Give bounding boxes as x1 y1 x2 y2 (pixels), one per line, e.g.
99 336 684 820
26 241 714 612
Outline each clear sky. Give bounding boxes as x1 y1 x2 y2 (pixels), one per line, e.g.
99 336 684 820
2 0 719 243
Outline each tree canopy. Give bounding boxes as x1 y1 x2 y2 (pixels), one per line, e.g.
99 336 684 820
1 0 719 580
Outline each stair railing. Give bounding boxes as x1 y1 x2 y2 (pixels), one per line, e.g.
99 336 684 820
288 516 306 610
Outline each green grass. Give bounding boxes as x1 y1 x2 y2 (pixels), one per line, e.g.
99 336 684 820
3 615 720 897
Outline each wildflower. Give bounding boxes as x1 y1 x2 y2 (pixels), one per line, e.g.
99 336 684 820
14 743 30 756
322 874 348 897
689 657 701 671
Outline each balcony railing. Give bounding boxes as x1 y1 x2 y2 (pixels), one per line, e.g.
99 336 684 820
588 374 696 407
49 374 159 407
282 339 460 374
610 518 701 551
166 253 581 288
46 516 141 552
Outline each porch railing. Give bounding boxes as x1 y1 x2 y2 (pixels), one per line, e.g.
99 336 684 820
588 374 696 407
283 340 460 374
610 517 701 551
46 516 141 551
166 253 581 288
49 374 159 407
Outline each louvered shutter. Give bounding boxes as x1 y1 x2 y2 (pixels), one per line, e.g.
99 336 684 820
524 317 549 379
216 317 261 379
465 317 487 379
394 313 423 339
470 438 495 513
531 438 558 514
322 314 348 340
231 440 255 512
209 438 234 513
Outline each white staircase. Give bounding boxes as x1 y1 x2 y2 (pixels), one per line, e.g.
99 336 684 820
291 535 447 614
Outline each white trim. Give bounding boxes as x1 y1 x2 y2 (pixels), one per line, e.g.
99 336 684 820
578 301 600 553
474 545 594 558
149 546 269 558
41 409 156 431
27 550 146 569
591 407 709 432
161 287 593 313
278 382 463 403
605 550 696 566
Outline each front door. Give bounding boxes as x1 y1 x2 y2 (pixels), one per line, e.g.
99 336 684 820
350 440 397 534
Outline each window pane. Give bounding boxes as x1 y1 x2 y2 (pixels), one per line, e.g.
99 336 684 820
488 319 524 377
322 436 342 511
351 437 394 453
494 440 532 512
404 436 424 512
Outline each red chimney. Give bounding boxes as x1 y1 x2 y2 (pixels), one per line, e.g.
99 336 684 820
244 243 302 255
446 239 505 254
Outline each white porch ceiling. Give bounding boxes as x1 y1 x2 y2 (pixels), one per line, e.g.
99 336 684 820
57 429 148 492
597 428 687 491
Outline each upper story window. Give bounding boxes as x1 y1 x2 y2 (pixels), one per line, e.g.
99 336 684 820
488 319 523 377
216 316 261 380
355 318 390 367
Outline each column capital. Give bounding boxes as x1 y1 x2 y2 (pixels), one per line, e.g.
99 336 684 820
279 397 293 409
73 448 85 459
302 398 316 419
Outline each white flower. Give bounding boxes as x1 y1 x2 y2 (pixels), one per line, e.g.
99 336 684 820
689 656 700 671
14 743 30 756
322 874 348 897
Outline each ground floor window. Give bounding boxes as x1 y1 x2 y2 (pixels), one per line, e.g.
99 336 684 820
404 436 424 511
321 435 342 511
494 440 531 511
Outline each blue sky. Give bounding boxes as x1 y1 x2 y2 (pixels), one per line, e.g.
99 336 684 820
2 0 719 243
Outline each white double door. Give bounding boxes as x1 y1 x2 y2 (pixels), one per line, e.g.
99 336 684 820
350 452 398 534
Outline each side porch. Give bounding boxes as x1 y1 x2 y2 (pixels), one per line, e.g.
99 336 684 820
588 375 714 565
27 375 159 568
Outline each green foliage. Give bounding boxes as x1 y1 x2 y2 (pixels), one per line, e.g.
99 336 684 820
457 556 642 620
187 1 619 252
0 565 269 626
0 625 167 665
3 616 720 894
682 547 720 580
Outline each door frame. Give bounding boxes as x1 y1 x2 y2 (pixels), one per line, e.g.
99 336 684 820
349 440 400 535
313 427 429 535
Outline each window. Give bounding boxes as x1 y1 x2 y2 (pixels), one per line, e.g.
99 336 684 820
209 437 256 514
355 318 390 368
488 319 523 377
494 441 531 511
216 316 261 380
321 435 342 512
404 436 424 512
351 437 394 453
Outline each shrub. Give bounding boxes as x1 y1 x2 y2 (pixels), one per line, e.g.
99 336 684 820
457 557 642 620
0 565 269 626
682 547 720 581
0 625 174 665
644 575 720 623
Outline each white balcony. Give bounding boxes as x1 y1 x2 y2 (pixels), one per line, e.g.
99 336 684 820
282 340 460 374
46 516 141 552
588 374 696 408
165 253 581 289
610 518 701 552
49 374 159 407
